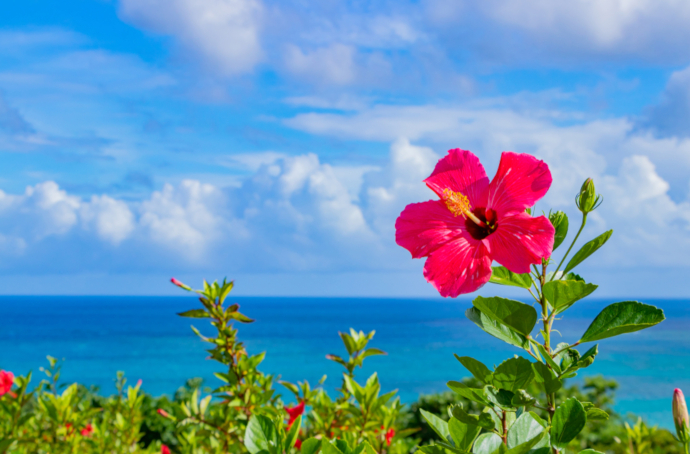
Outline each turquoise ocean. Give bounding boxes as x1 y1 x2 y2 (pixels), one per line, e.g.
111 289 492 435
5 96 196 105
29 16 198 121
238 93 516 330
1 296 688 428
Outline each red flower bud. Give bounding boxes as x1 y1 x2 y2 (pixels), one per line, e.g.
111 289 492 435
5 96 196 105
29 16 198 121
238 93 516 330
0 370 14 396
157 408 170 418
674 388 690 443
161 445 171 454
170 278 191 291
295 439 302 450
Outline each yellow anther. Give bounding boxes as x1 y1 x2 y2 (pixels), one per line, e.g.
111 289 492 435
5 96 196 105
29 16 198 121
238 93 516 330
442 188 487 227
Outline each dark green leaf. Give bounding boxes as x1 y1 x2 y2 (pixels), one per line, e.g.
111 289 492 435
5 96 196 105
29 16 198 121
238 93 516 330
485 386 516 410
447 381 490 406
492 357 535 392
416 446 447 454
321 440 345 454
466 308 529 350
577 450 604 453
549 211 569 251
449 418 482 451
489 266 533 289
472 296 538 337
177 309 209 318
531 342 561 374
472 433 502 454
230 311 255 323
563 230 613 274
550 398 586 449
585 407 609 421
579 301 665 343
455 355 492 384
532 362 562 394
244 415 277 454
507 412 547 449
543 280 598 315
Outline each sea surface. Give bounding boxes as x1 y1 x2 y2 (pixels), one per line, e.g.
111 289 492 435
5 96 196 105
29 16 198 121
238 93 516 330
1 296 688 428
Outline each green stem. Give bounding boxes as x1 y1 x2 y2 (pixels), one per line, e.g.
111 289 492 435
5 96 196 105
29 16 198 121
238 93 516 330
685 442 689 454
550 213 587 281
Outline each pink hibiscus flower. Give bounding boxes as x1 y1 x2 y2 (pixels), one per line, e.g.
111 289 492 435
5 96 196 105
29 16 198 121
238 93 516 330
81 423 93 437
0 370 13 396
396 149 554 297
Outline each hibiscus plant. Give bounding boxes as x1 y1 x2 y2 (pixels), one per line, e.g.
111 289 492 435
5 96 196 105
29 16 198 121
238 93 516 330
395 149 666 454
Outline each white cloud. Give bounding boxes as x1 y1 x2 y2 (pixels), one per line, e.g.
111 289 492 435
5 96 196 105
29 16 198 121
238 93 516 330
80 195 135 245
284 44 358 86
118 0 263 76
642 64 690 137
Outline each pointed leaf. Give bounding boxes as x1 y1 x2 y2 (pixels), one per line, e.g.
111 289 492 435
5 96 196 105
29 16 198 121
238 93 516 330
489 266 533 289
550 398 586 449
301 438 321 454
449 418 482 451
563 230 612 274
579 301 665 343
455 355 492 384
505 431 546 454
245 415 277 454
466 307 529 350
543 280 598 315
447 381 490 406
177 309 209 318
420 409 452 444
472 296 537 337
549 211 569 251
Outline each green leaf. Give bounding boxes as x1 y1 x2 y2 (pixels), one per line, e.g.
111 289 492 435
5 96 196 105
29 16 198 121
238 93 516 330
472 297 538 337
420 409 452 444
451 405 495 429
579 301 665 343
177 309 209 318
485 386 516 410
489 266 533 289
505 431 546 454
447 381 490 406
549 211 569 251
321 440 345 454
455 355 492 384
449 418 482 451
577 450 605 454
550 398 586 449
339 332 357 355
511 390 536 407
563 230 613 274
507 412 547 449
472 433 502 454
230 311 255 323
531 342 561 374
285 415 302 449
416 446 447 454
585 407 609 421
543 280 598 315
244 415 277 454
492 357 535 392
532 361 562 394
465 307 529 350
301 438 321 454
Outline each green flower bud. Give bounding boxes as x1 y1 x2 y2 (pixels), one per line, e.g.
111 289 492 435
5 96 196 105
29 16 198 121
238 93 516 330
674 388 690 443
575 178 603 213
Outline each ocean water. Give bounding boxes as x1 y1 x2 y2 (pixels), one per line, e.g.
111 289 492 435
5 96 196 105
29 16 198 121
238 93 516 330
1 296 688 428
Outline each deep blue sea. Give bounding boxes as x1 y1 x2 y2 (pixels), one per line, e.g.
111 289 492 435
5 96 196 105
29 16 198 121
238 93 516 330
1 296 688 428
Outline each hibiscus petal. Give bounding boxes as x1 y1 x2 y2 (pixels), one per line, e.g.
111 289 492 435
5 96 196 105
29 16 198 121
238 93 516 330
487 152 552 216
486 212 555 274
395 200 467 258
424 149 490 208
423 238 492 297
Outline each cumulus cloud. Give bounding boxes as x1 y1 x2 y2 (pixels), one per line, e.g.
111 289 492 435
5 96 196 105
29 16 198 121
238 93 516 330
118 0 263 76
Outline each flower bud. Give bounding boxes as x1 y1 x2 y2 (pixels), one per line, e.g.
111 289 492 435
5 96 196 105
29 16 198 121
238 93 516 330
170 278 191 291
674 388 690 443
575 178 602 213
157 408 170 418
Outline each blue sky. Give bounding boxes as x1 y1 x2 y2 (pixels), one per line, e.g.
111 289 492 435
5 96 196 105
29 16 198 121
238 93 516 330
1 0 690 297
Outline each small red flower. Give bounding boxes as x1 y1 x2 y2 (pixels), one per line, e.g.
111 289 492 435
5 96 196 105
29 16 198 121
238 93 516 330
161 445 171 454
396 149 554 297
295 439 302 450
385 428 395 446
285 401 305 428
170 278 191 290
157 408 170 418
0 370 14 396
81 424 93 437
